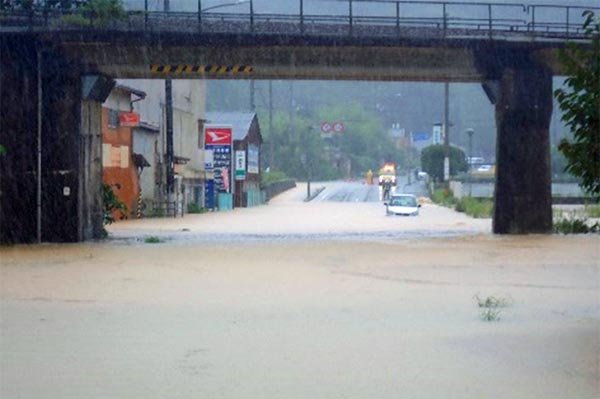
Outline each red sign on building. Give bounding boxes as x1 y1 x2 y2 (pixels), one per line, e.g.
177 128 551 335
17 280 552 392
119 112 140 127
205 126 233 146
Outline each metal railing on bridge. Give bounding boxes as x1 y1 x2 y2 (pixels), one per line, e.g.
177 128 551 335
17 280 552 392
1 0 598 41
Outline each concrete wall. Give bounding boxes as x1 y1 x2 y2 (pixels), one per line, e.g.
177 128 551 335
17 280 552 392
79 100 104 239
0 37 106 243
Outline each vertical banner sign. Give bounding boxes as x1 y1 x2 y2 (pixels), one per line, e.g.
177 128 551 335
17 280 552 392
204 179 215 209
204 125 233 205
432 124 443 145
247 144 259 174
235 151 246 180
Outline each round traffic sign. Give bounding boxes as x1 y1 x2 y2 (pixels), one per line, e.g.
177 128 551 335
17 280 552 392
321 122 332 133
333 121 345 133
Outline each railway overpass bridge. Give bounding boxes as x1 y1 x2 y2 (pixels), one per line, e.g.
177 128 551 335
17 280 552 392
0 1 597 242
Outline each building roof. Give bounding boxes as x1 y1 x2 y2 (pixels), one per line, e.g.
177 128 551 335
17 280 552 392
135 121 160 133
114 84 146 99
205 112 258 141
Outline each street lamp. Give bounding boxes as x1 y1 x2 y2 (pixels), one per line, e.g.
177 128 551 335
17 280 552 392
466 128 474 197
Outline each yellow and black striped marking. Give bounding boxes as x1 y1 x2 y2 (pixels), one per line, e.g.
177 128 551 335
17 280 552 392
150 65 254 75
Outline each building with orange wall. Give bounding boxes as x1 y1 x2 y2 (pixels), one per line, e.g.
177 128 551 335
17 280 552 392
101 85 146 219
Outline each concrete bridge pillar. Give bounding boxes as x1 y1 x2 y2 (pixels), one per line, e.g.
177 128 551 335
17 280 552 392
493 64 553 234
1 37 106 243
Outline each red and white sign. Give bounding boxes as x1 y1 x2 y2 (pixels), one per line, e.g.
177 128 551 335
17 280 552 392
119 112 140 127
332 121 345 133
321 121 345 134
204 126 233 146
321 122 332 133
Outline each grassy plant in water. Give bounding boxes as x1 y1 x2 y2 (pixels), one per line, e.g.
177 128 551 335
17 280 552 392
481 307 502 322
474 294 511 322
455 197 493 218
431 188 456 207
144 236 162 244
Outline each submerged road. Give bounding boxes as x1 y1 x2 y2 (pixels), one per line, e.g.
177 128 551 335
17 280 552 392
313 177 429 203
103 181 489 242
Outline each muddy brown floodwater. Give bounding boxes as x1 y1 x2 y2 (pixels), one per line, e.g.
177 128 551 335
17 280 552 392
1 184 599 398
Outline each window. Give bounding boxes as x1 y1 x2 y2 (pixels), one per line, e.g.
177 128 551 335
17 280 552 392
108 109 119 128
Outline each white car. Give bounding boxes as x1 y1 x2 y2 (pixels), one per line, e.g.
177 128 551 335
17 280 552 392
385 194 420 216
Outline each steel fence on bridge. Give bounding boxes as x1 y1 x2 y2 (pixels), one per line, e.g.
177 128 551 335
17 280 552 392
1 0 598 40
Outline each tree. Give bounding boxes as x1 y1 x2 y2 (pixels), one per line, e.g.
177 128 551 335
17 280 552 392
60 0 125 27
554 11 600 200
420 145 468 182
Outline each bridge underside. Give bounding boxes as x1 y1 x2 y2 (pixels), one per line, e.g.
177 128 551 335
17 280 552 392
0 33 557 242
61 32 562 82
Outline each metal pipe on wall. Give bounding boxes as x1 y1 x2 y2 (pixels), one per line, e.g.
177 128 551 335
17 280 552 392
37 48 42 243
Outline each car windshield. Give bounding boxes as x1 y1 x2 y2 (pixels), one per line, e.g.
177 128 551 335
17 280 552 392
390 196 417 207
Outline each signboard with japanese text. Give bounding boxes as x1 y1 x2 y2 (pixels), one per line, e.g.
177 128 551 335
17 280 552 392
211 146 232 192
204 125 233 200
235 151 246 180
432 124 443 145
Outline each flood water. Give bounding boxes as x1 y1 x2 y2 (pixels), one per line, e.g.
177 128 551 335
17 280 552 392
1 184 599 398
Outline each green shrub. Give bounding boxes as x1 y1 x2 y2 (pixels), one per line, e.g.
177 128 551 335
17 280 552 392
144 236 162 244
553 217 600 234
187 203 206 214
150 208 165 218
456 197 493 218
431 188 456 207
585 204 600 218
261 170 290 186
61 0 125 27
102 183 127 225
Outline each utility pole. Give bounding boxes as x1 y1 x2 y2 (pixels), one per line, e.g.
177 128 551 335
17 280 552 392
250 79 255 111
164 0 174 203
165 80 174 198
289 81 294 129
305 126 314 200
37 48 42 243
268 80 273 170
467 128 474 197
443 81 450 184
